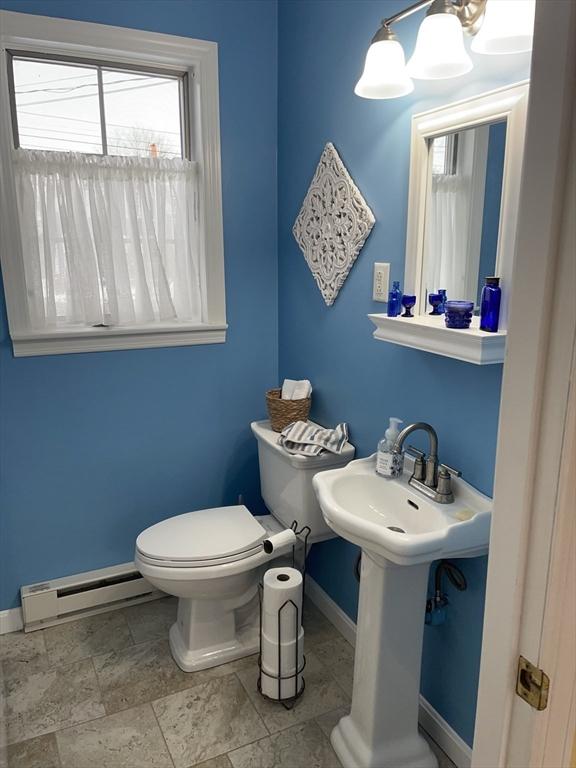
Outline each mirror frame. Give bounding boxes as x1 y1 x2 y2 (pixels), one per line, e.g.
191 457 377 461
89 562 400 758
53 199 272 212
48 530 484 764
404 81 529 330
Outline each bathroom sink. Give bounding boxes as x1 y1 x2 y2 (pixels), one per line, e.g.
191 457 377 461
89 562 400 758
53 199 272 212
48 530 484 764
313 454 492 767
313 454 491 566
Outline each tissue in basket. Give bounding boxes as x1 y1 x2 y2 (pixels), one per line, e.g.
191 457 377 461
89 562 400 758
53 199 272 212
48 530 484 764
266 388 311 432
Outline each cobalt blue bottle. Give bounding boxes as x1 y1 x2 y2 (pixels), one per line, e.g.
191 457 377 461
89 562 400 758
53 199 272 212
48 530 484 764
437 288 447 314
480 277 501 332
387 281 403 317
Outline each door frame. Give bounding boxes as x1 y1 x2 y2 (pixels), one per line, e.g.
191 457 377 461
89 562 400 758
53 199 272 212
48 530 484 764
472 1 576 766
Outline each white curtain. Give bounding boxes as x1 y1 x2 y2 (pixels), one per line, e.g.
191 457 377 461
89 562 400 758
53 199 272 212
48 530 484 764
13 149 203 329
424 173 472 302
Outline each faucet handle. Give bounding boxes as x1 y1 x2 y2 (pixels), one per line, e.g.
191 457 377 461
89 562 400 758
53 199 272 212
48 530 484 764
437 464 461 501
438 463 461 478
406 445 426 482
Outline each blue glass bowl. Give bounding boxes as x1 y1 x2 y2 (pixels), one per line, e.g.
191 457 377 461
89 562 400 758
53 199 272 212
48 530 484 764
445 301 474 329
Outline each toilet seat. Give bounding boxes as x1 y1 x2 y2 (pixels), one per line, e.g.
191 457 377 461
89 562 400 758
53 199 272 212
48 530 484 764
136 505 267 569
136 545 264 569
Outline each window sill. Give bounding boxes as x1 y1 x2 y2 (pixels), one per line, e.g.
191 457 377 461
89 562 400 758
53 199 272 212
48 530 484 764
10 322 228 357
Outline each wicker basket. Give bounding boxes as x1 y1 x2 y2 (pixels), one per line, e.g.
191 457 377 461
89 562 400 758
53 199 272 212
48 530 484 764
266 388 311 432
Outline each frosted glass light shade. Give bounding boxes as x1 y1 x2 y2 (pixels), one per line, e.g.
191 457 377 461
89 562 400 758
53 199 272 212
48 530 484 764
471 0 535 55
355 38 414 99
407 14 473 80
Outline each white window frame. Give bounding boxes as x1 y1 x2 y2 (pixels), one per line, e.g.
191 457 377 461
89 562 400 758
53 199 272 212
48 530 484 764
0 10 226 356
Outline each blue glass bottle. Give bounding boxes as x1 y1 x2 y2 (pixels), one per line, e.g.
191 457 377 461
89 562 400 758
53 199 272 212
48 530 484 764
437 289 447 314
480 277 501 332
387 281 403 317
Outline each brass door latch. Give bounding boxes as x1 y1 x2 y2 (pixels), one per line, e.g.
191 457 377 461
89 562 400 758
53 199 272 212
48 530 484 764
516 655 549 711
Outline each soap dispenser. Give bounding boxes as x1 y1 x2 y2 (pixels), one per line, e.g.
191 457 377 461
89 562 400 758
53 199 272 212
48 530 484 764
376 417 404 478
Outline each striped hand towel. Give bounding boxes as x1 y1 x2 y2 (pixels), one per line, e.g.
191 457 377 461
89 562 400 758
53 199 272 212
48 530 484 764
278 420 349 457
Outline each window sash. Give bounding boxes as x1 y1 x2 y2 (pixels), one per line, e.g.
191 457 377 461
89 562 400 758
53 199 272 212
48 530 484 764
7 50 190 160
431 133 460 177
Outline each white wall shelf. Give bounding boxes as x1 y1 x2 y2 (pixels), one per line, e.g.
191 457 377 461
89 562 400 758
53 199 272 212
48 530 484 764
368 313 506 365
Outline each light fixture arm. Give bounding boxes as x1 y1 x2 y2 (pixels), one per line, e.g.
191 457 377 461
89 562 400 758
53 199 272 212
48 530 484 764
381 0 434 29
380 0 486 36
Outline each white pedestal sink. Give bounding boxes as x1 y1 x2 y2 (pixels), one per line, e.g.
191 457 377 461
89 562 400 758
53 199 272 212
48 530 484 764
313 455 491 768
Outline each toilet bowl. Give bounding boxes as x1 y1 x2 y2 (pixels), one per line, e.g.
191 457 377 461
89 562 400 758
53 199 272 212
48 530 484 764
136 508 290 671
135 420 354 672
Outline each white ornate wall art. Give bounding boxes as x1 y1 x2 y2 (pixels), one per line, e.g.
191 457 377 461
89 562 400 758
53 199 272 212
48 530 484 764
293 142 375 306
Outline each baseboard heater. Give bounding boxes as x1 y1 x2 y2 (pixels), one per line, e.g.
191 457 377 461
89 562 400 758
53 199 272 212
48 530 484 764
21 562 163 632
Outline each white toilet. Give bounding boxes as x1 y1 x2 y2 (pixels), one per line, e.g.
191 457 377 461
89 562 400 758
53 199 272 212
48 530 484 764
135 420 354 672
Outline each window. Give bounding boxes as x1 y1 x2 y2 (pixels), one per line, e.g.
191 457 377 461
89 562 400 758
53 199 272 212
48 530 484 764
10 56 186 158
431 133 459 176
0 11 226 356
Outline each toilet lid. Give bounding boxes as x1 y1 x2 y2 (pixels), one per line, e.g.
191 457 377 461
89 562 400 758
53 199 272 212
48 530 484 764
136 505 267 564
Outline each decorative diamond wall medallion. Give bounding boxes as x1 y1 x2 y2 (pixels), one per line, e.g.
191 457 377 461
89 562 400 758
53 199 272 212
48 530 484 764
293 142 375 306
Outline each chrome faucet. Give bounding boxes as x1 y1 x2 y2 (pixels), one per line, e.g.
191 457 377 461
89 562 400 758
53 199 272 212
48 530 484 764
392 422 461 504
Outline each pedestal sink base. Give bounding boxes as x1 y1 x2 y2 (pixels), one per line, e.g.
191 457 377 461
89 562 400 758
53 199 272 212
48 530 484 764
331 551 438 768
332 716 437 768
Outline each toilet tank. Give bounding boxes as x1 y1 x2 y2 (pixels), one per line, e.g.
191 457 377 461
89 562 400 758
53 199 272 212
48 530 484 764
251 420 355 543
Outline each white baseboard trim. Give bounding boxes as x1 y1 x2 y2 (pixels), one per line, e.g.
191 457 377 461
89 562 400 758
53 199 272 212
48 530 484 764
418 696 473 768
0 606 23 635
305 576 473 768
305 574 357 647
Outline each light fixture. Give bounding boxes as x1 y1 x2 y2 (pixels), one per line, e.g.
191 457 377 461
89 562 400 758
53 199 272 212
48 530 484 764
355 25 414 99
407 0 472 80
471 0 536 55
354 0 535 100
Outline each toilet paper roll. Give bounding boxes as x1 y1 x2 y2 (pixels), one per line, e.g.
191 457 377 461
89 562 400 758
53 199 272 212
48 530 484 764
261 567 303 642
261 628 304 675
260 667 304 700
262 567 303 615
262 605 302 642
262 528 297 554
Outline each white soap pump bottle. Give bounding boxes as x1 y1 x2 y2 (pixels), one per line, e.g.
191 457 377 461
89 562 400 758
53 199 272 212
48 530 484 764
376 417 404 478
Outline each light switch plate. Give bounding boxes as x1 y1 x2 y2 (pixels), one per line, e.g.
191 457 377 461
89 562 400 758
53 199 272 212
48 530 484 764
373 262 390 302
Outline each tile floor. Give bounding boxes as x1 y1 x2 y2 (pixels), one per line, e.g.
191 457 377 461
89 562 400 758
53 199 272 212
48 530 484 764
0 598 456 768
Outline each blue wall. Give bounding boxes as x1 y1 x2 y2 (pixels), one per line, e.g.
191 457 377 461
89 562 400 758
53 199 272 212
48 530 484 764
0 0 278 609
0 0 531 751
277 0 530 746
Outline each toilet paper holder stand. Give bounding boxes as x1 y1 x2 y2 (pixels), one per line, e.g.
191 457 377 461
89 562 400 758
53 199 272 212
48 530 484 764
257 521 311 709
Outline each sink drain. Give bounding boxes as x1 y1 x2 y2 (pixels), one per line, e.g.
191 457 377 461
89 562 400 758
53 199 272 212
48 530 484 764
387 526 406 533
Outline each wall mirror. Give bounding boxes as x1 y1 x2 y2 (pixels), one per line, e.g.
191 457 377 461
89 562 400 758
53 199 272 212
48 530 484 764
404 82 529 330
